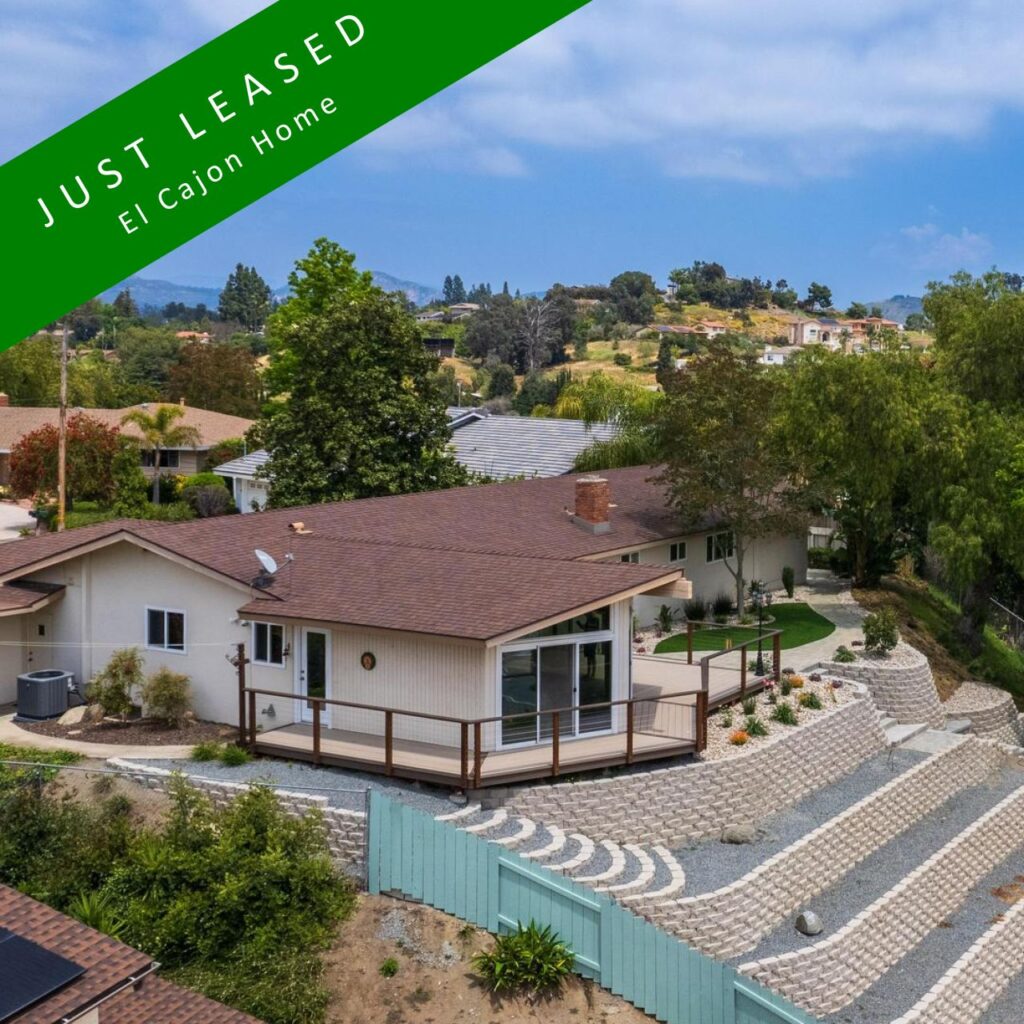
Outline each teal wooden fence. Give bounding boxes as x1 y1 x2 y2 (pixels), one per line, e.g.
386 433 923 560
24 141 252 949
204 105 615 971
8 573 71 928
367 792 819 1024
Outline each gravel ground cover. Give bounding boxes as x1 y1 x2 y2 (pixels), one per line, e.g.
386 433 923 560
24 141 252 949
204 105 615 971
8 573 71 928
824 849 1024 1023
674 747 927 893
134 755 462 815
733 764 1024 965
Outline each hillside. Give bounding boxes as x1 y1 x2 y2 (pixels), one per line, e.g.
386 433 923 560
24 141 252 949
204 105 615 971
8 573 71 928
867 294 924 323
102 270 439 312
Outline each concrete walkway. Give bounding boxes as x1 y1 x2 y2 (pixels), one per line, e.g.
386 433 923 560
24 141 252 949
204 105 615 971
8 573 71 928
785 570 867 671
0 502 34 543
0 713 194 759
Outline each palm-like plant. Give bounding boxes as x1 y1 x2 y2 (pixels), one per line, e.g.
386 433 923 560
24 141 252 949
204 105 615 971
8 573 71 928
121 405 200 504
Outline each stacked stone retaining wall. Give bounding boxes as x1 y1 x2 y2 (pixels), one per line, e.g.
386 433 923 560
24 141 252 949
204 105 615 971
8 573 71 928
637 736 1004 958
818 644 945 728
943 680 1023 746
108 759 367 880
739 781 1024 1017
506 690 885 846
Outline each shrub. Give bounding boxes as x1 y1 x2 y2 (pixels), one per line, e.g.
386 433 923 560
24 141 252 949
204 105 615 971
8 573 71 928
219 744 252 767
379 958 399 978
712 593 733 618
142 501 195 522
807 548 832 570
719 708 734 729
744 715 769 737
770 701 799 726
142 668 192 727
68 890 127 939
472 921 573 995
780 677 792 697
657 604 674 635
182 483 236 518
683 598 708 622
89 648 144 720
182 472 230 490
741 696 757 716
729 730 750 746
788 675 805 689
191 741 221 762
833 645 857 663
612 352 633 367
782 566 795 598
798 691 823 710
863 607 899 653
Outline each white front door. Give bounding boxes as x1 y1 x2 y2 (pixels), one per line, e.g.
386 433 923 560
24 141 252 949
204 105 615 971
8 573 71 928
297 628 331 726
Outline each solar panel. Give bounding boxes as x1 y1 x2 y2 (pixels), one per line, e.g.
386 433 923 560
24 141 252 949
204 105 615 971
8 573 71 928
0 928 85 1022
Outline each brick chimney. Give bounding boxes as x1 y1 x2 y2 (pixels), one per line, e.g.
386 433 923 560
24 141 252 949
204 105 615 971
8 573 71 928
0 393 9 407
572 476 612 534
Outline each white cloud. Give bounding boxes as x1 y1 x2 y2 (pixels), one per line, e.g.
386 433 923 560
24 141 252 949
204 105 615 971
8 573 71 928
873 222 993 271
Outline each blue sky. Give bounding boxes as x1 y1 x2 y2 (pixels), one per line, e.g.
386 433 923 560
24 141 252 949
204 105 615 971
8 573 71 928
4 0 1024 303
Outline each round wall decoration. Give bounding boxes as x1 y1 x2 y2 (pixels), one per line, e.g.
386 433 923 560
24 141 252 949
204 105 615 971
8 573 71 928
360 652 377 671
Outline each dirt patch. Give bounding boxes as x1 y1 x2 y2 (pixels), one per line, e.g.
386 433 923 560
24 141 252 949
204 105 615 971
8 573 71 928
44 759 173 829
853 581 967 701
17 715 233 746
324 895 652 1024
992 877 1024 906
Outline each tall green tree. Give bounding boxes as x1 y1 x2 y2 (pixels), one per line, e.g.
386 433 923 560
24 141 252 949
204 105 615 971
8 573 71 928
608 271 659 324
451 275 467 304
0 334 60 405
218 264 273 332
655 345 809 611
120 405 201 503
112 289 140 319
167 342 262 417
252 240 466 506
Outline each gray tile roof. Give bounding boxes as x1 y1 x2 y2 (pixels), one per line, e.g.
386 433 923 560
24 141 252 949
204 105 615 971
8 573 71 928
451 416 620 479
213 449 270 479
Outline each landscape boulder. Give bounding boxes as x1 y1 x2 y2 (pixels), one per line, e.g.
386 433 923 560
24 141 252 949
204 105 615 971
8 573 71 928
795 911 824 936
721 823 758 845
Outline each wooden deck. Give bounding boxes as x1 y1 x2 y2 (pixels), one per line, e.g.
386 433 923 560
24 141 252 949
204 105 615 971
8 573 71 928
254 721 696 788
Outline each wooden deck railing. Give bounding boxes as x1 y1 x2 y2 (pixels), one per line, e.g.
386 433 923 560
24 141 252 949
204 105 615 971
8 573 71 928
238 684 702 789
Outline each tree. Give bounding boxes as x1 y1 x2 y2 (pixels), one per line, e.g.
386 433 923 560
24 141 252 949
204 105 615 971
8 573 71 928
115 327 181 392
777 348 949 584
486 363 517 399
111 439 149 516
771 279 799 309
442 276 455 304
657 336 676 375
167 342 262 417
10 413 121 503
869 305 884 319
464 293 524 367
120 405 201 504
802 282 833 311
608 271 659 324
0 334 60 405
904 312 932 332
451 275 467 304
252 240 467 506
218 264 272 332
513 369 571 416
517 297 561 371
655 344 809 610
846 302 869 319
112 289 140 320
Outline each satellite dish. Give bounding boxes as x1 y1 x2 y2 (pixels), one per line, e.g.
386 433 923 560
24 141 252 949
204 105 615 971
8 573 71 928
254 549 279 576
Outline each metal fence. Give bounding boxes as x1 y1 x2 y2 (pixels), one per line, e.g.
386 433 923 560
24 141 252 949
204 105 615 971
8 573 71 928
367 791 819 1024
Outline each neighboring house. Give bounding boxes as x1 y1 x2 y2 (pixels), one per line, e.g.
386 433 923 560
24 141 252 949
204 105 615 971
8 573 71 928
788 318 842 349
422 337 456 359
174 330 212 343
0 468 805 787
448 303 481 319
0 885 258 1024
0 399 252 484
759 345 800 366
414 310 446 323
216 410 616 508
697 320 729 338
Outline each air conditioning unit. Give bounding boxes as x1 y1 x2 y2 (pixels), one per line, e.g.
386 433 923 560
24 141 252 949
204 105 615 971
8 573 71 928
15 670 74 722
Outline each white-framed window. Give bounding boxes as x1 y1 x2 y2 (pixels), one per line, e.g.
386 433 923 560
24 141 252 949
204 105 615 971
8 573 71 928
620 552 640 564
253 622 285 667
670 542 687 563
146 607 186 653
706 532 735 564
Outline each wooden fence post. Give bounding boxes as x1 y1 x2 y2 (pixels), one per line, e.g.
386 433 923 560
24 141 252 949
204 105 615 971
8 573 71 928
740 647 747 697
312 701 322 766
773 633 782 682
460 723 469 790
687 621 695 665
626 702 635 764
474 722 483 788
385 711 394 776
235 642 248 746
247 689 256 750
696 691 708 751
551 712 560 777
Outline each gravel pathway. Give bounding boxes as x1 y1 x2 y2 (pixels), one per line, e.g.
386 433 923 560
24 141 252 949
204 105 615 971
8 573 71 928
674 747 928 893
134 756 462 815
733 764 1024 965
824 847 1024 1023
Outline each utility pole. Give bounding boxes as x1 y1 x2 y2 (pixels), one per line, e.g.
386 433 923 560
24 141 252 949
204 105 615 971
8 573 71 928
56 320 68 532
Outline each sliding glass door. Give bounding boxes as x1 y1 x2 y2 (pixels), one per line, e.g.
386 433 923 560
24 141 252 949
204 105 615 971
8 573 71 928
500 614 614 747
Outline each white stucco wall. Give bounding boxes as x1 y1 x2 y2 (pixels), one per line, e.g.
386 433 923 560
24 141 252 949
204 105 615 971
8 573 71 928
0 616 28 704
232 476 269 513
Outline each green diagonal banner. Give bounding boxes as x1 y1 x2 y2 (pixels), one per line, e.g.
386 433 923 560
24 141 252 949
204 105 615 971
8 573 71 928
0 1 592 347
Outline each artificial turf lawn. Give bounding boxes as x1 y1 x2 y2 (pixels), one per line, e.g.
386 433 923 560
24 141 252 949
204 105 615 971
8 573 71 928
654 601 836 654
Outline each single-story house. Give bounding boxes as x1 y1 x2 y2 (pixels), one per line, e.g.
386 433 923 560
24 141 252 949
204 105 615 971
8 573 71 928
0 399 252 485
759 345 801 366
0 468 806 786
216 410 621 510
422 337 456 359
0 885 258 1024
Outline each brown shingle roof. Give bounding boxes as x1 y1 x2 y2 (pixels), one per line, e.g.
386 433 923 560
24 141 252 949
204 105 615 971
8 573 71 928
0 886 259 1024
0 468 695 641
0 404 252 451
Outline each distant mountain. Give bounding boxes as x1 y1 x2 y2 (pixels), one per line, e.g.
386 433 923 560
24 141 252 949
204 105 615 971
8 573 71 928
868 294 924 324
103 271 440 313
